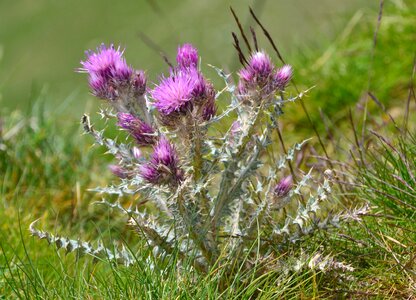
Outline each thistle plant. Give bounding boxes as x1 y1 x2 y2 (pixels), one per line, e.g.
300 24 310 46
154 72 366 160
30 41 368 277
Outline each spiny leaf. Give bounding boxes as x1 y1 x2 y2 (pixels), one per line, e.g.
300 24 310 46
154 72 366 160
29 220 135 266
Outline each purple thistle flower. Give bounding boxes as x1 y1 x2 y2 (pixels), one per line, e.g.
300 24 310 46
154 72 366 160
140 137 184 185
152 44 216 127
273 176 293 198
151 69 206 115
117 112 157 146
177 44 199 70
238 51 273 88
248 51 273 79
237 51 293 100
274 65 293 90
79 44 133 100
152 137 179 167
80 44 132 81
139 163 160 183
109 164 129 179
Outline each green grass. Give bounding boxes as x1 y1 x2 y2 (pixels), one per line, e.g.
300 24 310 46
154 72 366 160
1 1 416 298
358 132 416 217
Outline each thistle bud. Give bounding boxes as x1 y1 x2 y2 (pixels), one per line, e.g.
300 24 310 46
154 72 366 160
248 51 274 80
140 138 184 186
273 176 293 198
109 164 129 179
237 51 293 101
274 65 293 90
177 43 199 69
238 51 273 91
117 113 157 146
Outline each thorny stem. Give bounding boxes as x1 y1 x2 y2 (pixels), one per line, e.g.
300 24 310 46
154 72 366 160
211 101 266 240
189 115 211 217
175 186 215 266
171 112 218 266
191 118 218 261
232 131 276 255
192 126 204 181
181 110 217 259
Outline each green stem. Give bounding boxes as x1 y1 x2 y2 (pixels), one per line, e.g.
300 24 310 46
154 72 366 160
190 123 211 217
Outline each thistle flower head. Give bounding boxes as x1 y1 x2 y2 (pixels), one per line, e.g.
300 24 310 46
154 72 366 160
117 112 156 146
80 44 132 99
80 44 132 81
248 51 273 79
151 69 207 115
139 163 160 184
177 43 199 69
140 137 184 185
274 65 293 90
273 176 293 198
152 138 178 165
238 51 273 87
152 44 216 127
237 51 292 100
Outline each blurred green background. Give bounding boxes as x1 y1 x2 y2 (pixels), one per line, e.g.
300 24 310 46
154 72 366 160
0 0 378 116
